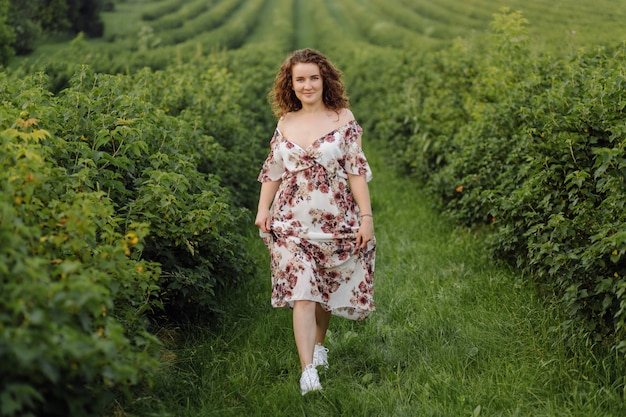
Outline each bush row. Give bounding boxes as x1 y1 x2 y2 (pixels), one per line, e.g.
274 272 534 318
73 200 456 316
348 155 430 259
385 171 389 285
0 58 261 415
153 0 245 46
15 0 268 92
335 0 440 50
243 0 294 52
140 0 186 21
147 0 217 32
375 9 626 353
367 0 462 40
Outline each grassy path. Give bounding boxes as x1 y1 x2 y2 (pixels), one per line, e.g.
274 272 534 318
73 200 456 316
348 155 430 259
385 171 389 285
136 144 625 416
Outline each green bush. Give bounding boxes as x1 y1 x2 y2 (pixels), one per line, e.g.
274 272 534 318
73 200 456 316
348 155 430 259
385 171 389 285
0 98 162 416
0 60 260 414
373 9 626 354
0 0 15 66
48 65 256 319
11 18 41 55
487 44 626 348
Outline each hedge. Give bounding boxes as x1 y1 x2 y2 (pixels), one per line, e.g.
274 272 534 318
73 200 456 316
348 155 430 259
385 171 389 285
374 9 626 354
0 59 258 415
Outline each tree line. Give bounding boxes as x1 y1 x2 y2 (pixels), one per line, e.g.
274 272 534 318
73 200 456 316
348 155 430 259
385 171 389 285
0 0 110 66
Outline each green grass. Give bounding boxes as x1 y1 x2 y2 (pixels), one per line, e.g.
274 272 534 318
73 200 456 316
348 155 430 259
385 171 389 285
124 144 626 417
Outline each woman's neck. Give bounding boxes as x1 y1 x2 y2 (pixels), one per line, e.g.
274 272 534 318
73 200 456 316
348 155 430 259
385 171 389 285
299 101 326 114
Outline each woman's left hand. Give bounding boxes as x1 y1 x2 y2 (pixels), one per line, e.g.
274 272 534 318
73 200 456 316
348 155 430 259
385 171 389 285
356 217 374 250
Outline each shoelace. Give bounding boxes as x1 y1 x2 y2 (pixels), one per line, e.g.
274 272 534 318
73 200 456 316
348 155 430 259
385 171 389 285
313 345 329 368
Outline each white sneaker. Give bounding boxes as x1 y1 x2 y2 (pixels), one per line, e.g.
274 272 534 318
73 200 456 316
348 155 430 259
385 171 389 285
313 344 329 369
300 364 322 395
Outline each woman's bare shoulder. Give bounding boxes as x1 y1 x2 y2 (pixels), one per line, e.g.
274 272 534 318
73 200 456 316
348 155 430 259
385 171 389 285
277 115 285 125
340 108 355 123
277 112 295 131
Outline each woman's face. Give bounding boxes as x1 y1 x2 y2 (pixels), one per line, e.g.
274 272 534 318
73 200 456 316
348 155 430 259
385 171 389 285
291 62 323 106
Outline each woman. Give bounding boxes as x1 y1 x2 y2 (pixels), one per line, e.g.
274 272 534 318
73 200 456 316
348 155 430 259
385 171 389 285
255 48 376 395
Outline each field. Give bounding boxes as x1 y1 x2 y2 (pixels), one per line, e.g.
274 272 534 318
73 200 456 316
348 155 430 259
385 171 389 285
2 0 626 416
17 0 626 68
108 0 626 50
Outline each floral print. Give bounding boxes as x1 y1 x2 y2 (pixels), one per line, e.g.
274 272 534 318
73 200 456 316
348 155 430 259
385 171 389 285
258 119 375 320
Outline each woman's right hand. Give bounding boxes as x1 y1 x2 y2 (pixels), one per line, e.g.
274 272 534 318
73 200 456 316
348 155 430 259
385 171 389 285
255 209 271 233
256 180 281 233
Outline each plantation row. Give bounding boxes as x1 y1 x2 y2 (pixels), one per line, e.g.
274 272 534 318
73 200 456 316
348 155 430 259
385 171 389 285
377 12 626 353
0 58 273 416
15 0 626 87
2 0 626 415
131 0 626 52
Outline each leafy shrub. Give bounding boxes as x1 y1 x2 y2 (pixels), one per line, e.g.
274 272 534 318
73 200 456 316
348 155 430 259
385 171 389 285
488 44 626 348
47 65 256 319
373 9 626 354
0 0 15 66
0 59 260 414
0 102 161 416
11 18 41 55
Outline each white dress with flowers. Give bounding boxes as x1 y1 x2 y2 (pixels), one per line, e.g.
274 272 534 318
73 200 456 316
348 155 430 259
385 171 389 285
257 119 376 320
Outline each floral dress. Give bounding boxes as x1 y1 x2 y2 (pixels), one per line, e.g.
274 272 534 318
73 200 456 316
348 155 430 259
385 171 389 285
257 119 376 320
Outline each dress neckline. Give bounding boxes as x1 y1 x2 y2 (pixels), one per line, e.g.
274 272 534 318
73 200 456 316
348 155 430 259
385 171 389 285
276 119 356 150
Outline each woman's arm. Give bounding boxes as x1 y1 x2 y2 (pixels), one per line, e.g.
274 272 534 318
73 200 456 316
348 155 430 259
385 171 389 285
348 173 374 249
255 180 281 233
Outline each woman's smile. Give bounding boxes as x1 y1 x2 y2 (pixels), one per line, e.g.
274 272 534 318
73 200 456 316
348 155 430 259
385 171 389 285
292 62 324 105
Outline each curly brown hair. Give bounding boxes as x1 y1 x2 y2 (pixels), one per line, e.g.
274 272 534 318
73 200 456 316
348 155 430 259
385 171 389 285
269 48 349 117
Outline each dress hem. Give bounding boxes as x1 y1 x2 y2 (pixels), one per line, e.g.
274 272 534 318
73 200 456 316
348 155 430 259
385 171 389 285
271 299 375 321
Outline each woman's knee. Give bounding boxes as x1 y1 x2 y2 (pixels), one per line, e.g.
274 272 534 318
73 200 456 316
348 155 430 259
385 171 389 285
294 300 317 313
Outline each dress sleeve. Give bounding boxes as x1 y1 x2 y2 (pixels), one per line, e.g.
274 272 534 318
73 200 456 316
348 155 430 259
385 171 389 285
257 129 284 182
342 121 373 182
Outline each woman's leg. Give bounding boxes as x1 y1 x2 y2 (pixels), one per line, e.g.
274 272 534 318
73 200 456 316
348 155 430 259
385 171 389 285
315 303 332 345
293 300 317 370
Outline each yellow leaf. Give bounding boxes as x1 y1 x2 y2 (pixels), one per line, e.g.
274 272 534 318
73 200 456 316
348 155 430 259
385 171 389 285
30 129 51 142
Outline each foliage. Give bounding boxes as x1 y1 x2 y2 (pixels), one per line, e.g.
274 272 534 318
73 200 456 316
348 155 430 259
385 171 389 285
378 9 626 354
141 0 186 21
3 0 626 413
145 0 214 32
50 64 256 318
7 0 43 55
12 0 269 92
0 0 14 65
150 0 243 46
0 83 162 415
14 0 71 34
1 0 105 60
337 0 441 50
127 151 626 416
0 60 257 414
65 0 104 37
